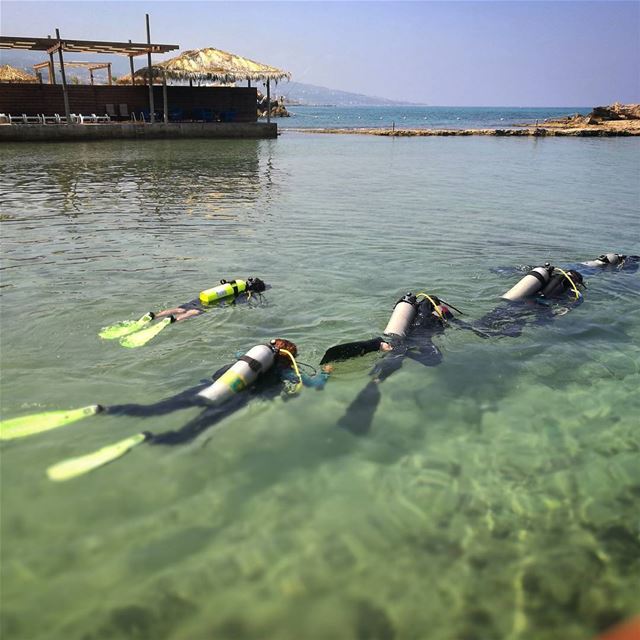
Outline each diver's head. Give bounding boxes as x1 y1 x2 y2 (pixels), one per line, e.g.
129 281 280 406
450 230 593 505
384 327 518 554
566 269 584 287
600 253 625 265
271 338 298 365
247 277 266 293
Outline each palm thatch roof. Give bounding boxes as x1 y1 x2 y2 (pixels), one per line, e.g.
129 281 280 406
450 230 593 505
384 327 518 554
115 73 161 86
0 64 38 83
141 47 291 83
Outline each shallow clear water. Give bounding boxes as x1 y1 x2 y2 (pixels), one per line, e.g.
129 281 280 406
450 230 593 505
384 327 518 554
1 133 639 640
279 105 590 129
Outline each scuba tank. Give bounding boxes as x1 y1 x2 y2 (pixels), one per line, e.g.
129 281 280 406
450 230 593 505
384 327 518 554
199 277 266 305
501 264 554 301
383 293 419 338
197 343 276 404
581 253 625 268
540 269 583 299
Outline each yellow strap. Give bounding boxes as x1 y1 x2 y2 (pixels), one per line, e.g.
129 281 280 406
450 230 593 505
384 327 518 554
278 349 303 394
415 292 446 322
554 268 582 300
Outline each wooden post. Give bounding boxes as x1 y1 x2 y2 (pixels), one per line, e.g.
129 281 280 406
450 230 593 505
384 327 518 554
247 79 251 88
128 40 135 86
89 69 94 86
107 63 112 86
55 29 71 124
189 78 193 87
162 70 168 124
146 13 155 123
266 78 271 124
47 36 56 84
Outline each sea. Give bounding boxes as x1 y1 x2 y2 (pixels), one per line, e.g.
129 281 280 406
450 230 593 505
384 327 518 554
1 107 638 640
279 105 589 129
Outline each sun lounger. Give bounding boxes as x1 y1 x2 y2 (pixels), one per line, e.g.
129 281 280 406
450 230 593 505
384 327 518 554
17 114 43 124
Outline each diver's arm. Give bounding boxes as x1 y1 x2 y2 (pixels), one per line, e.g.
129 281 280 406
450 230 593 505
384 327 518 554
320 337 385 364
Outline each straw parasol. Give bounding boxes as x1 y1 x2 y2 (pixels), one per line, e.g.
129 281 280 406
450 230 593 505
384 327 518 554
0 64 38 83
140 47 291 84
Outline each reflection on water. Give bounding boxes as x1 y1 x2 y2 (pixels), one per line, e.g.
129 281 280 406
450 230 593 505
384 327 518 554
0 135 639 640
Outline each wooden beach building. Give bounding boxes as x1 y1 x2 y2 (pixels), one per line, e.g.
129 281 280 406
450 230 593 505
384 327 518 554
0 20 289 142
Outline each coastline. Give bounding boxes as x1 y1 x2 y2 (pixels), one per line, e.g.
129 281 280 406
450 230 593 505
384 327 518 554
288 121 640 137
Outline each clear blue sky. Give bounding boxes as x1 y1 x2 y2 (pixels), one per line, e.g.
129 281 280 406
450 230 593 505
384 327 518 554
1 1 638 106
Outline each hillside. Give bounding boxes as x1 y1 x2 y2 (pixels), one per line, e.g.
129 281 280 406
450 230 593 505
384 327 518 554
274 81 419 107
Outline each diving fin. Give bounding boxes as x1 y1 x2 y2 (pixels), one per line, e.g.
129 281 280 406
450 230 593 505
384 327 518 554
99 312 154 340
47 432 150 481
119 316 174 348
0 405 103 441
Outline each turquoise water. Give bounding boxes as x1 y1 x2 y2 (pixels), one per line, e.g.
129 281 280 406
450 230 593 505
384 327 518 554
1 133 639 640
279 105 590 129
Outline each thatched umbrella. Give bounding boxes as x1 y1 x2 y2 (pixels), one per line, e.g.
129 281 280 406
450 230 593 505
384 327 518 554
150 47 291 84
136 47 291 123
0 64 38 83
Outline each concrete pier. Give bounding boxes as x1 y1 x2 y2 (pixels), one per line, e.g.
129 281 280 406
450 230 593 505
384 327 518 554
0 122 277 142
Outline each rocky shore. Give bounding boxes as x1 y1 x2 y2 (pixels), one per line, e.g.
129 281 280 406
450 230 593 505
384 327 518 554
293 103 640 137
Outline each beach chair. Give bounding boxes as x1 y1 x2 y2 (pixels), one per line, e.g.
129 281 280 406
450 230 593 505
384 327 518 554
106 104 117 118
40 114 59 124
119 104 129 118
94 114 111 123
21 114 42 124
0 113 8 124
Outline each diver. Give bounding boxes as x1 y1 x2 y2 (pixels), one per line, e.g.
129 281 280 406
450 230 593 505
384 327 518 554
473 262 586 337
320 292 469 435
0 339 328 480
580 252 639 272
99 276 268 348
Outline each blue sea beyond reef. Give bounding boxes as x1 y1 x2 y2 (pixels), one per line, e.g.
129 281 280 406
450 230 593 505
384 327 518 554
279 105 590 129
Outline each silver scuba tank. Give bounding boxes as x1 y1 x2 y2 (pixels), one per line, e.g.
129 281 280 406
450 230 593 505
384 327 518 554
581 253 623 268
383 293 418 338
501 264 553 301
197 343 276 404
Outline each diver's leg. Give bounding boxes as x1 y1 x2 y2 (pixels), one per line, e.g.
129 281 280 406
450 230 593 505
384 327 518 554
406 342 443 367
337 352 405 436
106 385 205 417
473 305 528 338
337 381 381 436
150 396 247 445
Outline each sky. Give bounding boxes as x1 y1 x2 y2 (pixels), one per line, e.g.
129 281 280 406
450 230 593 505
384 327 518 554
1 1 639 106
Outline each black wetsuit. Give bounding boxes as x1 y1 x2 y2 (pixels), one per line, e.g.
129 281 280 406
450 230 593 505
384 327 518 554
106 361 327 445
322 299 455 435
473 267 586 338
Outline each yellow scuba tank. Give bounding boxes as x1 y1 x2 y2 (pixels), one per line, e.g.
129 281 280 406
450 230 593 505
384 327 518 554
383 293 419 338
199 279 247 304
501 264 554 301
197 343 276 404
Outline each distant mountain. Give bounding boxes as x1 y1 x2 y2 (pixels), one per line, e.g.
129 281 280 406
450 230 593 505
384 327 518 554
273 82 421 107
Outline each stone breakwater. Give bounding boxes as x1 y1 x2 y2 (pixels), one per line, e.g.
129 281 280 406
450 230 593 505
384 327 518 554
293 125 640 137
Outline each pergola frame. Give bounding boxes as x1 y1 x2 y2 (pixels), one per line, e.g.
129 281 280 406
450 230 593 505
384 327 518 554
33 61 113 86
0 26 178 123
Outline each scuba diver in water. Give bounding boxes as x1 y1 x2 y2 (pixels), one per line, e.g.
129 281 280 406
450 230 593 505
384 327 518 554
474 251 638 338
99 277 268 348
473 262 586 337
0 338 328 480
320 291 470 435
